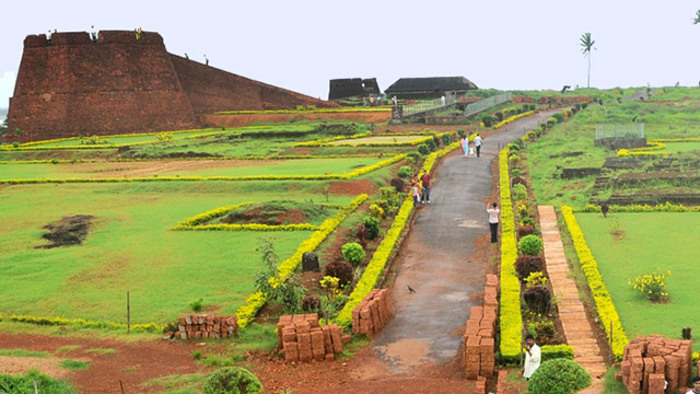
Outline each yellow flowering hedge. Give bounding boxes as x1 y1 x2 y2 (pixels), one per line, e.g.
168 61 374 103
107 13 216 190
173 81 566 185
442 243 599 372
0 154 406 185
578 202 700 213
617 141 667 157
498 147 523 361
3 314 163 333
235 194 368 328
492 111 535 129
421 141 462 172
561 206 629 359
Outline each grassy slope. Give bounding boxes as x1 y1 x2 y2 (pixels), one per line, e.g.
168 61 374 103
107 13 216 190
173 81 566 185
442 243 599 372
575 212 700 351
0 182 351 323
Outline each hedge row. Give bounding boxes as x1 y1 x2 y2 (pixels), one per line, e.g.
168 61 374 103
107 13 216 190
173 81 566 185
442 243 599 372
541 344 575 361
173 202 253 229
498 147 523 362
561 206 628 359
1 314 163 333
492 111 535 129
336 196 413 329
0 154 406 185
235 194 368 328
214 107 393 115
421 141 462 172
617 141 667 157
578 202 700 213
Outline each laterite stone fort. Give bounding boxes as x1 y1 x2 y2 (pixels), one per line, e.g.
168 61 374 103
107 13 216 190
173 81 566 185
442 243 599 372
5 30 332 143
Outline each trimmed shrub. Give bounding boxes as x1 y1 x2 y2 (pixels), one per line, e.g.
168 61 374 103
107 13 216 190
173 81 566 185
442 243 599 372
512 183 528 201
425 138 436 151
417 143 430 155
527 359 592 394
301 295 321 312
523 285 551 314
342 242 366 267
362 215 381 240
405 151 422 161
369 203 384 219
552 113 564 123
494 111 504 121
432 134 441 147
481 114 495 127
390 178 406 192
515 255 544 280
203 367 263 394
520 216 536 227
397 166 412 179
517 225 536 238
324 261 354 287
441 133 453 146
518 234 543 256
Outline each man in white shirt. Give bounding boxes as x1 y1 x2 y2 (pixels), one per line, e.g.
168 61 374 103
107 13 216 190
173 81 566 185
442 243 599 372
687 376 700 394
487 203 500 243
523 334 541 381
473 134 483 157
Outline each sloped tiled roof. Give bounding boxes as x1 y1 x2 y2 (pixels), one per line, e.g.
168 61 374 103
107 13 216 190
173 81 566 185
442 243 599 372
385 76 478 94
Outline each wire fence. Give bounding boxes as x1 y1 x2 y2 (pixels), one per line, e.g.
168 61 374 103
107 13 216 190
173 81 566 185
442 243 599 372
595 124 645 139
401 94 457 117
463 93 512 117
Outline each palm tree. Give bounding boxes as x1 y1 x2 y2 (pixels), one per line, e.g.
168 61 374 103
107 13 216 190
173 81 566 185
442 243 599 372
694 9 700 24
580 33 596 89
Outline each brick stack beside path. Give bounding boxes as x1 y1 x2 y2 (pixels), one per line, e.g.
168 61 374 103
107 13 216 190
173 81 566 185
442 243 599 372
277 313 349 363
538 206 607 392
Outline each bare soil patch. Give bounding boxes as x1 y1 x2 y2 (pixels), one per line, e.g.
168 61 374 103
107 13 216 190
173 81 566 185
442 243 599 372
327 179 378 195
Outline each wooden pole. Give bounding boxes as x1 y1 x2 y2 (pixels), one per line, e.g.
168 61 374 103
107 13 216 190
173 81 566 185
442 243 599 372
119 379 125 394
127 291 130 334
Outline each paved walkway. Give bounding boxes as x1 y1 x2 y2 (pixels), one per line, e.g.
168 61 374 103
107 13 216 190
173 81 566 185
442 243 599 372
370 110 561 374
538 205 606 393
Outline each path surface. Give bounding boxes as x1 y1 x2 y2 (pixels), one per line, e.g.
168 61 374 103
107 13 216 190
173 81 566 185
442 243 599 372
370 110 561 375
538 205 606 393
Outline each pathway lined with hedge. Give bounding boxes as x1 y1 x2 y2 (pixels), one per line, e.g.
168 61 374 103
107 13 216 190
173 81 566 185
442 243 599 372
538 205 605 392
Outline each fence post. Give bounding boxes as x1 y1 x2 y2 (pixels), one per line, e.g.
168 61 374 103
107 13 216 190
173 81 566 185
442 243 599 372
127 291 130 334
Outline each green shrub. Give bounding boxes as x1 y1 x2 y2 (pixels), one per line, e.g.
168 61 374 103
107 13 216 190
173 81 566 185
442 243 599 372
323 261 354 287
369 203 384 219
481 114 495 127
203 367 263 394
417 143 430 155
457 129 466 138
425 137 436 151
515 255 544 280
552 113 564 123
0 370 76 393
518 234 543 255
527 359 592 394
342 242 366 267
362 215 381 240
512 183 528 202
397 166 412 179
441 133 453 145
523 285 551 314
189 298 204 312
405 151 422 161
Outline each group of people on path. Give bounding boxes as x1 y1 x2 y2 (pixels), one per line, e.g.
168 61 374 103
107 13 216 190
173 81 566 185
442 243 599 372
460 133 483 158
410 170 432 206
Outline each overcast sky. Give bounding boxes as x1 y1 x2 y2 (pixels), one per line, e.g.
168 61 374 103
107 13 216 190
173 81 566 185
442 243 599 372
2 1 700 109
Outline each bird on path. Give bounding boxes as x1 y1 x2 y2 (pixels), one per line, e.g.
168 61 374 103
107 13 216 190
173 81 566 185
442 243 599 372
407 285 416 294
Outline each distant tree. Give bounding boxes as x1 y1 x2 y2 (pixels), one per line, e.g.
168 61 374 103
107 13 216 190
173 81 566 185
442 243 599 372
580 32 596 89
694 9 700 24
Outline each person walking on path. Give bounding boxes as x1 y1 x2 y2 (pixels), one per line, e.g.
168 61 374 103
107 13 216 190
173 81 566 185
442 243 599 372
411 176 421 206
460 136 469 157
487 202 500 243
473 134 483 157
521 334 541 381
420 171 431 204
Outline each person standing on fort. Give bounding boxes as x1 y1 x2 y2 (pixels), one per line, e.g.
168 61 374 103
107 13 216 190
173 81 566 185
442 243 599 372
473 134 483 157
420 170 431 204
487 202 500 243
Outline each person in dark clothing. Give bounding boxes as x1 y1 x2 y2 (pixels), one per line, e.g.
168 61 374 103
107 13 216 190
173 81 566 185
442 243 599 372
420 171 431 204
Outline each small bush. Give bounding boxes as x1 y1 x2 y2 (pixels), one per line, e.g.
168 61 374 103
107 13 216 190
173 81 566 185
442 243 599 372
527 358 592 394
512 183 528 201
417 143 430 155
324 261 354 287
342 242 366 267
432 134 441 147
524 271 548 288
520 216 537 227
518 234 543 256
369 203 384 219
441 133 453 145
301 295 321 312
425 137 436 151
481 114 495 127
192 350 203 360
509 154 520 164
516 201 529 218
397 166 412 179
390 178 406 192
405 151 421 161
552 113 564 123
517 225 536 238
523 285 551 314
457 129 466 138
529 319 556 345
515 255 544 280
628 270 671 302
494 111 504 121
189 298 204 312
203 367 263 394
362 215 380 240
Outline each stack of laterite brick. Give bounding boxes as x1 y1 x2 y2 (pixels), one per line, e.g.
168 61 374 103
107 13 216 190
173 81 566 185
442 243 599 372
351 289 393 337
277 314 348 362
177 315 238 339
617 335 693 393
462 274 499 393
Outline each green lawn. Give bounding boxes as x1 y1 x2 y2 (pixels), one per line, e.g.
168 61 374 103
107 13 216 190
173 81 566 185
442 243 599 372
329 136 424 145
662 141 700 154
0 182 352 324
575 212 700 351
0 157 388 180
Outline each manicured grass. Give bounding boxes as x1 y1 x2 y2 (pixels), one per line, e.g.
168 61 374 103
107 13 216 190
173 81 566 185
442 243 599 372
0 182 351 324
61 359 91 371
662 141 700 154
0 157 386 180
328 136 424 145
575 212 700 351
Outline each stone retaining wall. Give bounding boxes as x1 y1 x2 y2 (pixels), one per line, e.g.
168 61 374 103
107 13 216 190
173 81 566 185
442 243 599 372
176 314 238 339
351 289 393 337
462 274 499 383
618 335 693 393
276 314 348 362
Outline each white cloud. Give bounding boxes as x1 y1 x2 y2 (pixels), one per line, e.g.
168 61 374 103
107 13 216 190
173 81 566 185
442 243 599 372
0 71 15 110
